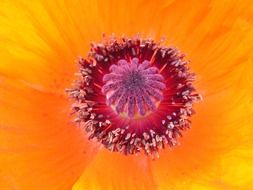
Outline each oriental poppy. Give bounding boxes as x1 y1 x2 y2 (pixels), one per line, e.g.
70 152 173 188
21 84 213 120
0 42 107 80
0 0 253 190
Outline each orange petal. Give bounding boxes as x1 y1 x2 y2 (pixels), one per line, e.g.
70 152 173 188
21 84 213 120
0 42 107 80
0 0 98 94
0 77 98 189
72 149 156 190
148 0 253 189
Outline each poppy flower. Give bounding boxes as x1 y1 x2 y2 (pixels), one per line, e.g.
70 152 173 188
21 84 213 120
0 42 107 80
0 0 253 190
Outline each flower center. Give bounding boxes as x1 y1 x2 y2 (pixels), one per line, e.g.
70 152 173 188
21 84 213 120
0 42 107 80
67 36 202 158
102 58 165 118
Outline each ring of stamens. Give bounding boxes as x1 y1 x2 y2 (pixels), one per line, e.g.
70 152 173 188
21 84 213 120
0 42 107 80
67 36 202 158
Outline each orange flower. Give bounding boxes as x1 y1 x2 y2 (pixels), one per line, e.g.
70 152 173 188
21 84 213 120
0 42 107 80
1 0 253 190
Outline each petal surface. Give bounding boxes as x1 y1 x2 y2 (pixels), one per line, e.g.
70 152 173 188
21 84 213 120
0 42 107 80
1 0 253 190
0 77 98 189
72 150 156 190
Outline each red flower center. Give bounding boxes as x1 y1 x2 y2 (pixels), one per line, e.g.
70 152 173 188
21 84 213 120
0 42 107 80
67 36 202 158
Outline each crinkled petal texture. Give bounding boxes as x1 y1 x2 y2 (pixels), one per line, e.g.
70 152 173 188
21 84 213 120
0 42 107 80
0 0 253 190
